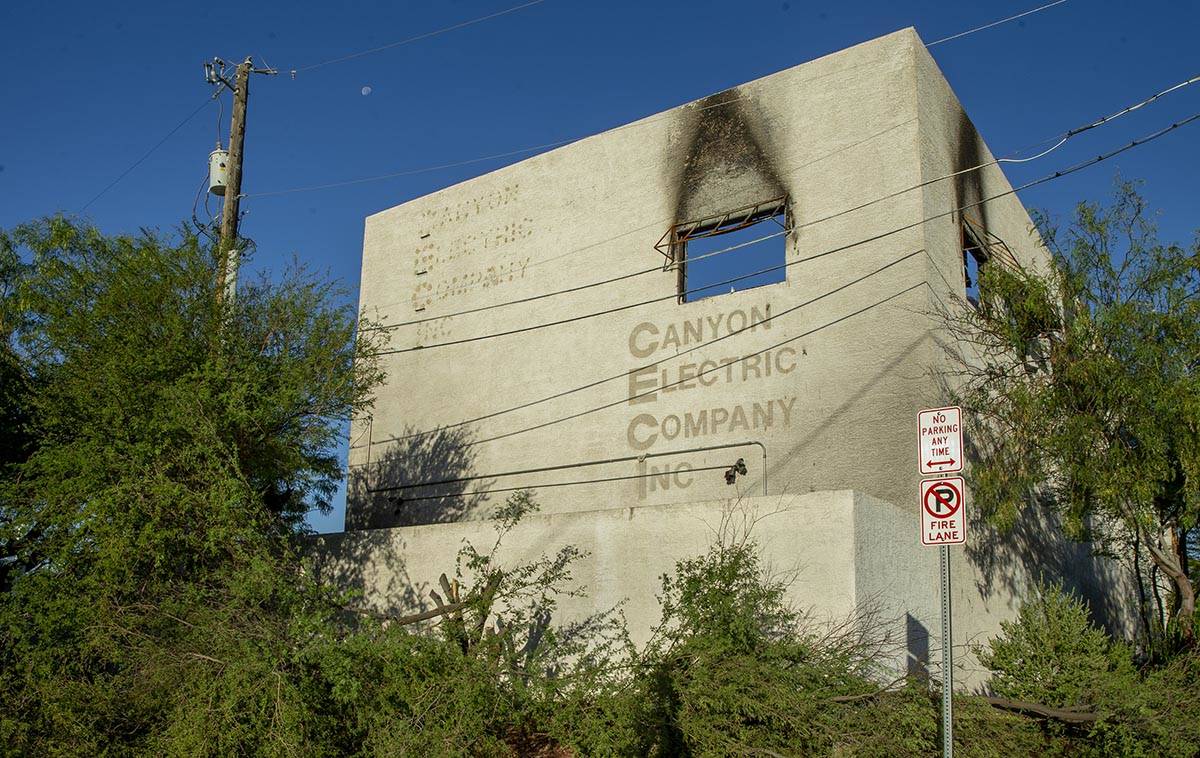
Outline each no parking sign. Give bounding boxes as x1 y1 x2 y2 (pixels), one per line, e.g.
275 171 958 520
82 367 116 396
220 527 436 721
920 476 966 546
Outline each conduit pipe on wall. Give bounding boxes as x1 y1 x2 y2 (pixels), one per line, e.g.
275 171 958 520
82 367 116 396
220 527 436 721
367 440 769 497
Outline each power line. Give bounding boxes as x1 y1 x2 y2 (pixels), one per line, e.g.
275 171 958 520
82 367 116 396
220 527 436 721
374 107 1200 356
376 227 792 354
366 111 1200 454
458 282 929 450
80 97 214 213
371 249 926 447
371 440 765 493
434 69 1199 290
244 94 750 198
926 0 1069 47
372 225 846 354
359 70 1200 331
246 138 578 198
252 3 1069 198
1065 74 1200 137
290 0 550 76
358 117 914 327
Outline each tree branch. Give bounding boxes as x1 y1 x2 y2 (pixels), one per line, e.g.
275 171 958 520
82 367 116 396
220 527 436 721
982 696 1098 724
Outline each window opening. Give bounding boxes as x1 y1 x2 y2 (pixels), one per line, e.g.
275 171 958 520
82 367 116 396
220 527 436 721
962 221 986 305
959 213 1020 306
656 197 789 303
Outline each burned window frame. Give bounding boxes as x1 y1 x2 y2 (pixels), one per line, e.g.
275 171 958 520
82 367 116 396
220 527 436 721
656 196 790 303
961 213 990 305
960 212 1024 308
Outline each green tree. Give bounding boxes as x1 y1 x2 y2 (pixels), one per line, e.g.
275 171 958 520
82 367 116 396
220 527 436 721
978 582 1135 708
0 236 36 593
946 181 1200 646
981 582 1200 757
0 217 384 752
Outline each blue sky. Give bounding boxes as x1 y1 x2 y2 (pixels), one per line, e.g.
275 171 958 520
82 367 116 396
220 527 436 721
2 0 1196 533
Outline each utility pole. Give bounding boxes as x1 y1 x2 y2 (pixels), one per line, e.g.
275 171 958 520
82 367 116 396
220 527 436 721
216 57 252 306
204 56 275 306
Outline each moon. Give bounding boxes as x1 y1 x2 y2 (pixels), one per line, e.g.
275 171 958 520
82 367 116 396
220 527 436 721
361 85 372 96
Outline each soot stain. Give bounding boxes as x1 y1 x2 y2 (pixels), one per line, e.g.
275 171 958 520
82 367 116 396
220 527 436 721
953 108 989 232
668 87 788 225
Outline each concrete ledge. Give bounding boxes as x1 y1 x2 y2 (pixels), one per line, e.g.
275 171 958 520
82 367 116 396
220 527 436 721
317 490 1145 687
313 491 946 674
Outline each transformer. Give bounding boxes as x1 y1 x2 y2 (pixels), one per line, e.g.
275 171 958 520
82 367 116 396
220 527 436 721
208 145 229 196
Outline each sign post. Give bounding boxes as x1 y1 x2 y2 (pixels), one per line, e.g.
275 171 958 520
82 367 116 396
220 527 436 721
918 407 965 758
939 543 953 758
919 475 965 757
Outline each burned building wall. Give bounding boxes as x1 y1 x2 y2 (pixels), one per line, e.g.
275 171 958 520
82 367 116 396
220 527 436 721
349 28 937 530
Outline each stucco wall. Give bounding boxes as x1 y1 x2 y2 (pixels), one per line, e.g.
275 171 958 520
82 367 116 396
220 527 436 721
317 492 942 676
347 28 966 530
314 490 1121 688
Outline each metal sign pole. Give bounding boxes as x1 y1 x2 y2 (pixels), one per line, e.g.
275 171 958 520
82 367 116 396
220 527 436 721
918 405 965 758
940 543 954 758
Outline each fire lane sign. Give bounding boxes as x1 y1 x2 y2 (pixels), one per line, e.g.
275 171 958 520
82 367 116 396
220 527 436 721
920 476 966 546
918 405 963 476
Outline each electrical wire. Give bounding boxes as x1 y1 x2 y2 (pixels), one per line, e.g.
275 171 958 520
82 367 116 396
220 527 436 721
214 93 224 147
359 117 913 330
926 0 1069 47
377 227 792 354
80 96 214 213
373 105 1200 356
371 248 927 448
244 94 749 198
359 70 1200 331
442 69 1198 284
190 173 218 242
377 225 835 353
1065 74 1200 137
367 111 1200 453
290 0 550 76
458 281 928 451
372 441 764 492
255 1 1075 199
247 138 577 198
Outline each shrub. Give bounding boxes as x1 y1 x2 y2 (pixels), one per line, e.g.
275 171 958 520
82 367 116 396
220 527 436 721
978 581 1135 708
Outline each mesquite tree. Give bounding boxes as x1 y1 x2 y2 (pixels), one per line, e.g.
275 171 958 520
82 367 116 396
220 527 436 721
944 181 1199 647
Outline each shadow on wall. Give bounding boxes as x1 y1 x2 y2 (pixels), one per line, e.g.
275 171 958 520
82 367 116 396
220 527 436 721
773 330 928 497
961 433 1134 638
346 425 493 530
906 612 931 681
310 527 433 619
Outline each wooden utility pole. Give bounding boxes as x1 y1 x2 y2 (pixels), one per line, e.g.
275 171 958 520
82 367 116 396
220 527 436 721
216 58 252 306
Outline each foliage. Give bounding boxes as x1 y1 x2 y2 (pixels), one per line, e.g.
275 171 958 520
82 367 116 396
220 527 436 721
1084 651 1200 758
0 217 386 754
981 581 1200 757
550 534 1067 758
944 180 1200 645
978 582 1136 708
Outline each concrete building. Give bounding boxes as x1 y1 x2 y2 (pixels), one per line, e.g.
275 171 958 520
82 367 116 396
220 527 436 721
315 28 1133 685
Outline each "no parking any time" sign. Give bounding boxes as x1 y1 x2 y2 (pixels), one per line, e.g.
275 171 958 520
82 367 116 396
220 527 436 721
918 406 963 476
